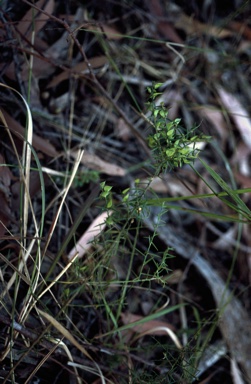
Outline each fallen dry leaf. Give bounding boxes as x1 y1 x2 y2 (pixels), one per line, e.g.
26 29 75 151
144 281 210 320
116 118 132 141
16 0 55 45
2 109 59 158
146 0 183 43
67 211 111 262
211 225 236 250
46 55 108 89
121 312 175 333
175 13 233 38
80 23 124 40
234 171 251 189
217 87 251 150
231 358 246 384
229 21 251 41
101 24 124 40
121 312 182 349
198 106 228 141
232 143 251 176
163 90 183 120
70 151 126 176
147 173 194 196
2 0 54 80
19 7 86 81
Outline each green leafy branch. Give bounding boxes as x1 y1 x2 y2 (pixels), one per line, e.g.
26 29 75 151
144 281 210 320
147 83 210 171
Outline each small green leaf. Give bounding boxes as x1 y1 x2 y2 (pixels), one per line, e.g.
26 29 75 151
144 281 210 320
122 188 130 195
166 148 176 157
107 198 113 209
100 191 109 198
154 109 160 118
106 215 113 225
104 185 113 193
160 109 167 118
154 83 163 89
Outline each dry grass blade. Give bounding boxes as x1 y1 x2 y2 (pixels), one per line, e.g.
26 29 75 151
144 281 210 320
23 339 61 384
36 253 78 302
43 149 84 256
0 253 30 286
0 84 44 329
0 83 33 240
132 326 182 350
37 309 105 384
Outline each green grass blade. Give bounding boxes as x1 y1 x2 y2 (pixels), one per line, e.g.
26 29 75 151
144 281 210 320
199 158 251 218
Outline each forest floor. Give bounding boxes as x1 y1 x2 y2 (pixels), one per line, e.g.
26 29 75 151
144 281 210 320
0 1 251 383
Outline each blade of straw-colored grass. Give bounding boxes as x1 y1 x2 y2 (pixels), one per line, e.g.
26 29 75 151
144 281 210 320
48 339 81 384
0 86 43 327
1 89 35 328
23 338 62 384
42 185 100 285
133 326 182 349
36 253 79 302
0 145 44 299
18 143 46 323
0 253 30 286
28 144 45 240
0 107 45 323
67 362 107 379
37 309 105 383
0 83 33 240
22 335 82 384
42 149 84 256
